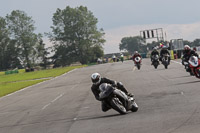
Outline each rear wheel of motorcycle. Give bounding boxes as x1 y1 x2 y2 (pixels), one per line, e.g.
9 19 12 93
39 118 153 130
131 101 139 112
110 97 127 114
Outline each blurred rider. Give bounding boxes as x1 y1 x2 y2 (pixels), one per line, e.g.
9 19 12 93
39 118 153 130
132 51 142 62
160 45 170 64
150 47 159 63
120 53 124 62
112 54 116 62
182 45 199 62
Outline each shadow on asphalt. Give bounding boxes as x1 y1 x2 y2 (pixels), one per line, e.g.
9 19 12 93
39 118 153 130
170 75 192 79
173 80 200 86
75 113 122 121
4 114 125 127
75 111 136 122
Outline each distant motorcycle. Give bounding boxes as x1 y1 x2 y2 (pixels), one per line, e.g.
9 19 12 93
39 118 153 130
134 56 142 70
161 54 170 69
99 83 138 114
152 54 159 69
188 56 200 78
120 57 124 63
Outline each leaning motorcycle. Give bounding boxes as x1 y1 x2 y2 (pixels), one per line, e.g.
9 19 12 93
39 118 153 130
134 56 142 70
99 83 138 114
188 56 200 78
182 57 194 76
161 54 169 69
152 54 159 69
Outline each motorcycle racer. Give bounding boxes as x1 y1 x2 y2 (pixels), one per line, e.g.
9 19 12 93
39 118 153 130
91 73 133 112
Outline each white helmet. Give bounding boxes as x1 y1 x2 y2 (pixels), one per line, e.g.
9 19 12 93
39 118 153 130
184 45 191 50
91 73 101 85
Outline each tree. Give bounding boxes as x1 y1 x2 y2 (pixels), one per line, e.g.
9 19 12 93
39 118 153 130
119 36 145 54
37 39 50 69
0 17 9 70
192 39 200 47
48 6 105 66
0 17 21 70
147 41 159 50
6 10 39 68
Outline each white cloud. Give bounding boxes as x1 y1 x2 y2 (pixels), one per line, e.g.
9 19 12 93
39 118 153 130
103 22 200 54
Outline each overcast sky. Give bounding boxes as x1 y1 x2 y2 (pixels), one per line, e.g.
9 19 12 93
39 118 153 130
1 0 200 53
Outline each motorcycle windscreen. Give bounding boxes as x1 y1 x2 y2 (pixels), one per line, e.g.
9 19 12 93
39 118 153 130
99 83 113 99
189 56 199 67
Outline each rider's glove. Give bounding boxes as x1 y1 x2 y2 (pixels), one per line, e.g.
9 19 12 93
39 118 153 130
112 81 117 87
127 93 134 97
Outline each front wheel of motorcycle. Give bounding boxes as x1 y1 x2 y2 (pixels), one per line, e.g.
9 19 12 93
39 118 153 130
110 97 127 114
154 62 158 69
137 64 141 70
165 64 168 69
194 68 200 78
131 101 139 112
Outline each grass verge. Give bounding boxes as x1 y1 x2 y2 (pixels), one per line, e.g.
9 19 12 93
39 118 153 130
0 65 86 98
0 79 47 97
0 65 86 83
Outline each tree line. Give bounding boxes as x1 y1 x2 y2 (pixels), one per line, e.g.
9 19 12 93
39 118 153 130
2 6 200 71
119 36 200 54
0 6 104 71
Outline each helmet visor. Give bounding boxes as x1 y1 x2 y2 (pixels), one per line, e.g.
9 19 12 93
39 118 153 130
92 78 99 83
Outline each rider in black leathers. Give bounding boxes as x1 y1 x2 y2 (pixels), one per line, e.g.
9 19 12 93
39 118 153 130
182 45 199 62
182 45 199 75
150 47 159 63
160 46 170 64
91 73 133 112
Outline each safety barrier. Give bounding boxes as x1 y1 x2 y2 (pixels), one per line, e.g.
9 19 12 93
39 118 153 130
5 70 19 75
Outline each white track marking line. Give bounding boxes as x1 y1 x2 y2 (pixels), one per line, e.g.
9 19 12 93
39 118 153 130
42 93 64 110
51 93 63 103
42 103 51 110
41 83 79 110
171 60 182 65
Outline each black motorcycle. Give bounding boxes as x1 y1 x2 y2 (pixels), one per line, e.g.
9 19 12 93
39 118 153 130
99 83 138 114
161 54 170 69
152 54 159 69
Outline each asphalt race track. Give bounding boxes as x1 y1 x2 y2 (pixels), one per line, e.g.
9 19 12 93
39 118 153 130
1 59 200 133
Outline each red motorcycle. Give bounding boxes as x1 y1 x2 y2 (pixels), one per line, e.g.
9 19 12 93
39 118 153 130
189 56 200 78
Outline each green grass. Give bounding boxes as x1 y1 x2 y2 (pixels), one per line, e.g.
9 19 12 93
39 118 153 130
0 65 86 97
0 65 86 83
0 79 47 97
